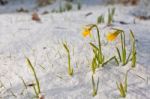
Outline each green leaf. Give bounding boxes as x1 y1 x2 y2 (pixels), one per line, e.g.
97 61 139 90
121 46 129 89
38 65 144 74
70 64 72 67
90 42 99 51
63 42 74 76
124 71 128 93
116 47 122 62
131 51 136 68
119 83 126 97
130 30 136 68
121 32 126 65
91 57 97 74
90 42 103 67
111 8 116 16
116 82 121 92
96 77 99 92
122 47 126 65
120 32 126 65
63 43 69 53
97 15 104 24
103 56 119 66
92 75 99 97
92 75 95 89
26 57 41 95
126 50 132 64
33 85 38 97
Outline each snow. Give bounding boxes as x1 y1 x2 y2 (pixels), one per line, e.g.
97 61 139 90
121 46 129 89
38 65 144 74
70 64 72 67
0 0 150 99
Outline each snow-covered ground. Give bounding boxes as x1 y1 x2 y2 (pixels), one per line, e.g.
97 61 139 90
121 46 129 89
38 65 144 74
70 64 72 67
0 0 150 99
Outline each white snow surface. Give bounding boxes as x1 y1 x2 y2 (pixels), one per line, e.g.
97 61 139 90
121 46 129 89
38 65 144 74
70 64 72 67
0 1 150 99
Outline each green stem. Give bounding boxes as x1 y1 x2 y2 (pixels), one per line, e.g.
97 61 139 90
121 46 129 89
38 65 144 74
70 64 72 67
94 25 103 64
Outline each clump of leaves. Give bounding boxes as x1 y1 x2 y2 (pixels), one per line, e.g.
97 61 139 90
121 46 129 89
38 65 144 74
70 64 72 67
38 0 54 6
16 8 29 13
107 8 115 25
77 0 81 10
59 3 65 13
63 42 74 76
97 15 105 24
107 29 131 66
82 24 118 74
26 57 41 98
116 70 129 97
107 28 137 67
65 2 72 11
51 1 73 13
91 75 99 97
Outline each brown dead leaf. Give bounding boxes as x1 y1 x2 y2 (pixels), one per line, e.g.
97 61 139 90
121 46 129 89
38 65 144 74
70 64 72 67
136 16 150 20
32 12 41 22
39 94 45 99
130 0 139 5
120 0 139 5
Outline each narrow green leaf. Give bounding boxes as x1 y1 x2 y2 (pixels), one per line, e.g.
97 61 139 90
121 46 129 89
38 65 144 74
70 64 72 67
130 30 135 39
92 75 98 97
90 42 99 51
26 57 41 95
91 57 97 74
103 56 119 66
120 32 127 65
33 85 38 97
97 15 104 24
63 43 74 76
126 51 132 64
116 82 123 96
96 77 99 92
116 47 122 62
130 30 136 68
119 83 126 97
112 28 124 33
124 71 128 93
131 51 136 68
122 48 126 65
111 8 115 16
63 43 69 53
92 75 95 89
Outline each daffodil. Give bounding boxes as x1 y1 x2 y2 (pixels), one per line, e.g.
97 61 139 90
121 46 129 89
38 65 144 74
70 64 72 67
82 27 92 37
107 31 120 41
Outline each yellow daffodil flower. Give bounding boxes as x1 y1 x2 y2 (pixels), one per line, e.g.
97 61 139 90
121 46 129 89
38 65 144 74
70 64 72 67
107 31 120 41
82 27 92 37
